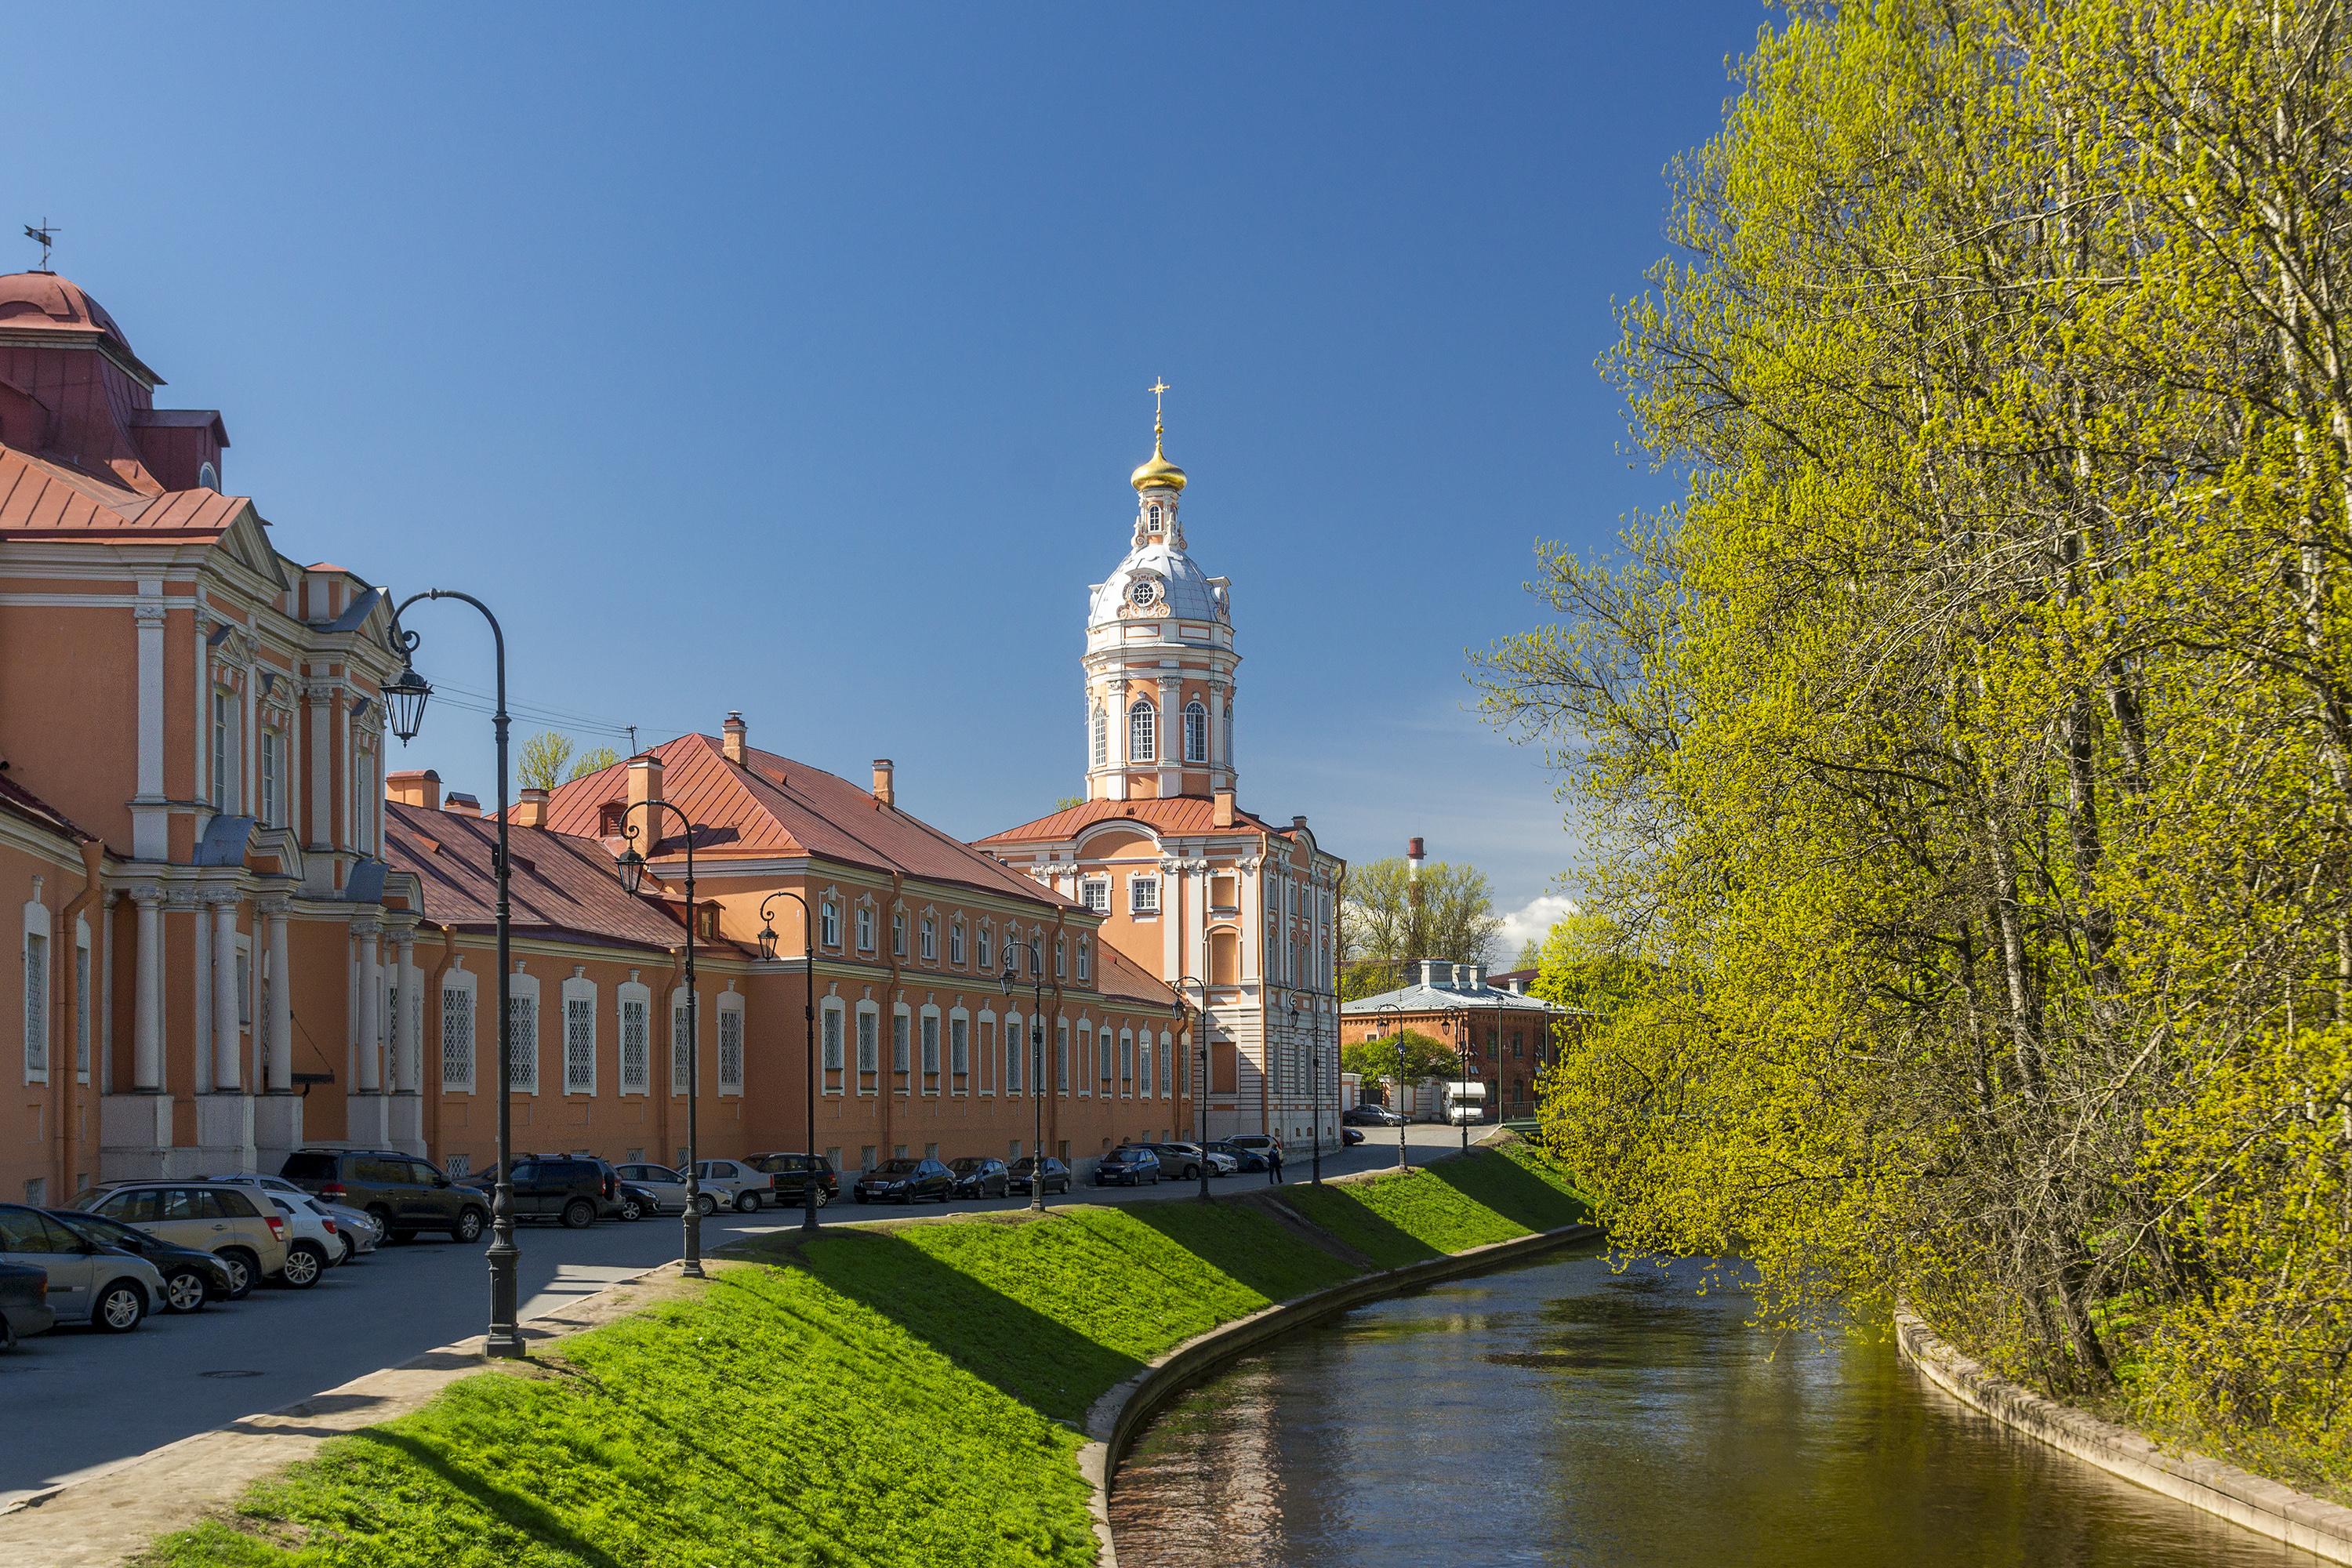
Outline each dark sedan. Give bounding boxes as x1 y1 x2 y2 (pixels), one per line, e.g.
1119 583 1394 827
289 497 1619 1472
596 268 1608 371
1093 1145 1163 1187
853 1157 955 1205
1203 1139 1271 1173
1341 1127 1367 1146
1006 1156 1071 1196
1343 1104 1406 1127
0 1261 53 1348
948 1157 1010 1199
49 1209 234 1312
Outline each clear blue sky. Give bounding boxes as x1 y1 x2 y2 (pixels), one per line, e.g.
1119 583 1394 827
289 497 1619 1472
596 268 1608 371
10 3 1766 937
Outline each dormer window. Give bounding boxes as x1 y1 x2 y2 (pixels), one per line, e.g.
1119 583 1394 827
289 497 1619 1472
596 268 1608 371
598 802 626 837
198 461 220 491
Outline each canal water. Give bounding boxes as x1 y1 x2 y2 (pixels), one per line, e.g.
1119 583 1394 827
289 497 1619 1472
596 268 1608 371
1108 1247 2319 1566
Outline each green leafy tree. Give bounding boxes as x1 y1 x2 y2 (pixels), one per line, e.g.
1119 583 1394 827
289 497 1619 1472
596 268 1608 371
1341 1029 1456 1102
1339 856 1502 999
517 731 574 793
568 746 621 781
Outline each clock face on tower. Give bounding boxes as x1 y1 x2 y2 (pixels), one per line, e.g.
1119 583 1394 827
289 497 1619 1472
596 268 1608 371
1128 578 1160 608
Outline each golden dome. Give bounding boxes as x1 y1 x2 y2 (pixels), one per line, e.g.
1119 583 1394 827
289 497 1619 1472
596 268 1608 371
1131 430 1187 493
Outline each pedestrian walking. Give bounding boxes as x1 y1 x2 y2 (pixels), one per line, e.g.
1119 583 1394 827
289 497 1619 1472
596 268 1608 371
1269 1142 1284 1185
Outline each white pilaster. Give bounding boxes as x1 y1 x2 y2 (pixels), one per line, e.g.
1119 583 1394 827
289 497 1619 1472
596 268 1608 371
133 593 169 861
211 894 242 1091
352 920 381 1093
132 886 164 1090
264 899 293 1091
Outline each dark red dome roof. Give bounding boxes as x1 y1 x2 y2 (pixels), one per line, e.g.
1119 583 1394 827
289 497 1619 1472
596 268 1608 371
0 273 134 354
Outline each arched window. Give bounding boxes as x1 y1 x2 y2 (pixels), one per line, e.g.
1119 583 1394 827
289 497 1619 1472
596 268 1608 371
198 461 220 491
1090 703 1107 768
1183 701 1208 763
1223 701 1234 764
1128 698 1157 763
1147 503 1163 532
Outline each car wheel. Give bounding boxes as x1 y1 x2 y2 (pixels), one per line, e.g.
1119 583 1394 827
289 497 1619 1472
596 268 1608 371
736 1192 761 1214
337 1234 358 1265
561 1198 596 1229
93 1279 147 1332
695 1193 719 1218
367 1205 396 1239
216 1247 257 1300
452 1207 486 1243
815 1188 833 1208
162 1269 209 1314
619 1195 644 1221
279 1243 325 1289
852 1191 867 1205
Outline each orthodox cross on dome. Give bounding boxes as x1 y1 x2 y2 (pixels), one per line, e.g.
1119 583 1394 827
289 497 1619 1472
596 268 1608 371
1149 376 1171 434
22 218 60 274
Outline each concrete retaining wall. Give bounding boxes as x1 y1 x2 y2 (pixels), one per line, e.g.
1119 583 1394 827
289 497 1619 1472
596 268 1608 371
1896 1309 2352 1565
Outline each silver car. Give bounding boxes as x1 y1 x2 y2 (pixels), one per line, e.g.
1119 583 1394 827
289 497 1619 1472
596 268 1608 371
688 1159 774 1215
209 1174 384 1261
0 1203 165 1332
612 1163 690 1214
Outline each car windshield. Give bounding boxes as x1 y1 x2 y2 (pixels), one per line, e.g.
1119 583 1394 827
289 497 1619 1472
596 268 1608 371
873 1160 920 1175
750 1156 802 1174
49 1211 131 1246
949 1159 984 1174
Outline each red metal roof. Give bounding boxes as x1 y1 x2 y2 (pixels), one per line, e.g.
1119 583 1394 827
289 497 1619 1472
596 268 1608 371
1094 941 1178 1009
976 794 1289 846
538 734 1076 910
0 771 98 847
0 273 136 354
387 800 738 954
0 445 247 540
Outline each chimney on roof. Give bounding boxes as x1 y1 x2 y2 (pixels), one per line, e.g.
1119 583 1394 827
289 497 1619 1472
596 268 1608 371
722 711 747 765
1460 961 1488 989
1418 958 1451 988
514 788 550 829
386 768 441 812
1291 815 1308 835
627 753 664 837
871 759 895 809
1212 789 1236 829
443 792 481 818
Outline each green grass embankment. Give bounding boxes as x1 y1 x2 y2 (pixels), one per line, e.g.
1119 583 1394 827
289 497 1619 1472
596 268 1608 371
146 1142 1586 1568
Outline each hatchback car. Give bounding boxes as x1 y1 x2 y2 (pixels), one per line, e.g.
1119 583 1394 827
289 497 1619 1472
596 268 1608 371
209 1174 384 1261
280 1147 488 1243
742 1153 839 1210
1343 1104 1406 1127
49 1209 234 1313
1005 1156 1072 1196
612 1162 691 1213
946 1156 1009 1198
688 1159 775 1215
1093 1145 1163 1187
1202 1140 1270 1174
0 1204 162 1332
852 1157 954 1204
0 1259 53 1348
260 1195 338 1287
72 1181 288 1298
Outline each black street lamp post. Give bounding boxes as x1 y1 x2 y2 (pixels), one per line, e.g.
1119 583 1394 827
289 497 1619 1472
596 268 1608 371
1175 976 1210 1201
1374 1001 1406 1172
756 891 821 1234
383 590 524 1359
1452 1007 1473 1157
615 800 709 1277
1002 938 1050 1213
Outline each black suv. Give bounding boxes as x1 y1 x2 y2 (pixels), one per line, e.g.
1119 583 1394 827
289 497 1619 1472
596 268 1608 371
947 1156 1009 1198
465 1156 619 1229
281 1147 488 1243
852 1157 954 1204
744 1152 839 1209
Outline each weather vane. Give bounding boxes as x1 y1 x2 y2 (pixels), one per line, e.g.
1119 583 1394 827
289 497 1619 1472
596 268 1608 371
23 218 59 274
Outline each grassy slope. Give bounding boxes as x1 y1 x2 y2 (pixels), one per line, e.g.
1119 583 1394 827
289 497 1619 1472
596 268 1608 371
147 1144 1585 1568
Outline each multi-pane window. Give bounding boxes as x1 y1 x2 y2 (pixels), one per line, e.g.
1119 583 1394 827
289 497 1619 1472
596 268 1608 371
1131 876 1160 915
1077 939 1091 984
920 916 936 962
506 995 538 1091
1096 1028 1112 1091
1054 939 1066 980
950 1016 968 1076
1223 702 1234 763
672 1004 691 1094
210 691 238 811
1091 704 1107 768
949 920 965 966
1128 698 1156 763
856 1010 879 1074
1082 878 1109 913
1160 1033 1174 1096
441 985 474 1088
1121 1029 1134 1088
1140 1033 1154 1095
820 898 840 948
258 727 281 826
977 924 993 972
1184 700 1209 763
856 906 875 952
921 1014 940 1075
23 930 46 1079
1056 1022 1070 1092
619 996 649 1091
822 1007 844 1072
892 1012 910 1073
892 912 906 958
564 996 594 1093
718 1007 744 1092
74 942 90 1080
1004 1014 1023 1092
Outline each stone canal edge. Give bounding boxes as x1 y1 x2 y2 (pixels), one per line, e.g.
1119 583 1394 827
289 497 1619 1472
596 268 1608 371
1896 1308 2352 1565
1077 1216 1605 1568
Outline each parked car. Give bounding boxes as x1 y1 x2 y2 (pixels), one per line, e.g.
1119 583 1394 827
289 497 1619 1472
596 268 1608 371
1203 1140 1269 1174
612 1163 691 1214
49 1209 234 1312
852 1157 954 1204
207 1174 384 1261
688 1159 775 1215
1445 1105 1486 1126
279 1147 487 1243
464 1157 616 1228
1005 1156 1072 1196
946 1156 1010 1198
70 1181 289 1299
1093 1145 1163 1187
742 1153 839 1210
1343 1104 1406 1127
259 1195 336 1287
0 1260 53 1348
1148 1142 1235 1180
0 1204 162 1332
1227 1134 1282 1161
615 1182 662 1221
1341 1127 1366 1146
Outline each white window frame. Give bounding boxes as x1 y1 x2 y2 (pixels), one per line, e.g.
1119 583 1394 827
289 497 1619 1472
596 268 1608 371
920 1007 941 1087
74 919 90 1084
717 993 745 1095
892 1006 911 1075
1120 1027 1135 1092
258 721 281 828
855 1003 880 1092
1056 1020 1069 1093
1184 700 1208 763
506 970 541 1095
949 919 965 967
1130 875 1161 916
618 979 652 1094
1139 1031 1153 1097
949 1011 969 1084
820 898 841 949
1081 878 1109 913
977 922 993 973
920 914 936 962
441 968 477 1092
22 896 50 1084
561 975 597 1095
1160 1030 1174 1097
1004 1011 1023 1094
892 910 906 958
1091 703 1107 768
1128 697 1157 763
821 999 847 1088
976 1011 996 1096
1079 1022 1096 1098
1077 938 1091 984
670 991 693 1096
856 904 876 953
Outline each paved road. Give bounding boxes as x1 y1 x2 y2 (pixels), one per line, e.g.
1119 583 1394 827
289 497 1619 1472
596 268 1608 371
0 1124 1476 1502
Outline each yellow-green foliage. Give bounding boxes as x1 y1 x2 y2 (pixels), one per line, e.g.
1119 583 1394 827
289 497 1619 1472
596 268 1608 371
1480 0 2352 1494
145 1151 1580 1566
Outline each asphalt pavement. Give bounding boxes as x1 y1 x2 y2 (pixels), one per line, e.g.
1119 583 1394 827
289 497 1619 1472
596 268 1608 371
0 1123 1475 1504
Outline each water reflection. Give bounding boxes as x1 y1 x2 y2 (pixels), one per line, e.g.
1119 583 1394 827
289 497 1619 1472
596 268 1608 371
1109 1248 2318 1567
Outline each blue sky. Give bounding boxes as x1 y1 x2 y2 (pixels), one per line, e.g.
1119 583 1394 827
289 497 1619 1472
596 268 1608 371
9 3 1766 938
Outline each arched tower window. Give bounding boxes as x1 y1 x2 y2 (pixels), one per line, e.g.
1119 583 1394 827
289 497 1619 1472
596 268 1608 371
1090 703 1107 768
1128 698 1157 763
1223 701 1234 766
1147 503 1163 533
1183 701 1208 763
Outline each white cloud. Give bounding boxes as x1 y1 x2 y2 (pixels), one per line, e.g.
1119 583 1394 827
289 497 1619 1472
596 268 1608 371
1497 893 1581 956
